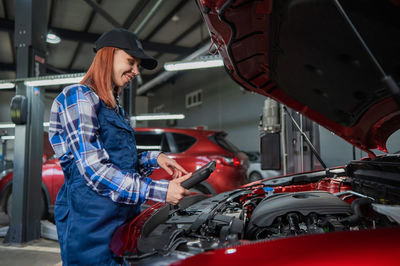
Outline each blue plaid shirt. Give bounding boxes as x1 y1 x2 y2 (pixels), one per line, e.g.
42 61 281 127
48 84 169 204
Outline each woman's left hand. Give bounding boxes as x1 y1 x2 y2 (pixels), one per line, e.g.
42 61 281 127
157 153 189 179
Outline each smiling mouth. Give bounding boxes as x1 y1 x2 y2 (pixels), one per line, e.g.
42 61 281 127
123 73 134 83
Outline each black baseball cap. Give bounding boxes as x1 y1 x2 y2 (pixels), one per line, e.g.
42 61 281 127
94 28 157 70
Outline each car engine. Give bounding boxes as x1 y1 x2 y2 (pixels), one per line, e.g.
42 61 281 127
245 191 353 239
123 163 400 264
170 190 395 251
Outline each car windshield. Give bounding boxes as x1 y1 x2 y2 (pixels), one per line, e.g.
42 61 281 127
209 133 240 153
246 152 260 162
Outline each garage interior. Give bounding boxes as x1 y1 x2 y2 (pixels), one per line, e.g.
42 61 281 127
0 0 399 265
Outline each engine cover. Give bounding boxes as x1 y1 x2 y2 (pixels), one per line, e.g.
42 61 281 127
248 191 351 229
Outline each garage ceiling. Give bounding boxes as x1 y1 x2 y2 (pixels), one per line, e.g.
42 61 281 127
0 0 209 85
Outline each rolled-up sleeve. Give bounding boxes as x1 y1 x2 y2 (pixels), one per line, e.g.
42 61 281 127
137 151 160 177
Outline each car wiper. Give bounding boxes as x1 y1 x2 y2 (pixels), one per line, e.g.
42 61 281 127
333 0 400 108
283 106 327 169
261 168 346 187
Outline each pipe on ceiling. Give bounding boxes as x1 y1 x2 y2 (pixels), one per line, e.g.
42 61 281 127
134 0 164 35
137 41 212 95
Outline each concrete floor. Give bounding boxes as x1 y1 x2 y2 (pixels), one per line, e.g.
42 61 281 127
0 212 62 266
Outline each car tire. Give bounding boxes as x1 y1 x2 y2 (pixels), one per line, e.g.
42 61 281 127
6 192 47 220
249 172 262 183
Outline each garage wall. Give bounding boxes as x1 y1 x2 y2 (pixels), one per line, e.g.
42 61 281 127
319 127 400 167
0 91 13 123
145 67 266 152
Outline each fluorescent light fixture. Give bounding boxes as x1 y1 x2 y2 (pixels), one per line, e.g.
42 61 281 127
0 123 15 129
46 33 61 44
164 57 224 71
1 136 15 140
0 82 15 89
0 122 51 128
133 114 185 121
136 145 161 150
0 73 85 88
24 75 84 87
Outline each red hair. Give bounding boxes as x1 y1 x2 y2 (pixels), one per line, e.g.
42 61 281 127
80 47 118 108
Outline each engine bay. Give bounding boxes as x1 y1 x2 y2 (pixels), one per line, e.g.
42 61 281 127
123 159 400 264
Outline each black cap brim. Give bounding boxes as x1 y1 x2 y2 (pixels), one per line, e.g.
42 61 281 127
124 49 158 70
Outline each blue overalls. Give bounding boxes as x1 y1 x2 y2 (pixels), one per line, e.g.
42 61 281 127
55 100 140 265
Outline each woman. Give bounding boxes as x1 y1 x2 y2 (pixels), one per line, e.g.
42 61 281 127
48 28 191 265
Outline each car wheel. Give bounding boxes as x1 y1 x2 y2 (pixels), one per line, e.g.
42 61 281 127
6 192 47 220
249 172 262 182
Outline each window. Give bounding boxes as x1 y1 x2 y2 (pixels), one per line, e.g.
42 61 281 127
209 133 240 153
185 89 203 108
172 133 197 152
134 132 170 153
246 152 260 162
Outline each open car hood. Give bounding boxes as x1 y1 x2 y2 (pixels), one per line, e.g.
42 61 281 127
196 0 400 155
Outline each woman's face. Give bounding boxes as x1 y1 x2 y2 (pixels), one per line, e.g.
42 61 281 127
112 49 141 88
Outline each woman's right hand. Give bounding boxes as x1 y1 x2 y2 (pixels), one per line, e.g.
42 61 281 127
166 173 192 205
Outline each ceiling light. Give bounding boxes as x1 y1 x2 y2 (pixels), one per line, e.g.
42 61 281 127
24 74 84 87
46 33 61 44
136 145 161 150
171 15 180 22
132 114 185 121
164 57 224 71
0 122 51 129
0 82 15 89
0 123 16 129
1 136 15 140
0 73 85 88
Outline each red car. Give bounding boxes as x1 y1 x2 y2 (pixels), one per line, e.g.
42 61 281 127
0 135 62 219
135 127 248 195
0 128 248 218
109 0 400 265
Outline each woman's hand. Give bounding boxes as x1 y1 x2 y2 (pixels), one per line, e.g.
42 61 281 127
157 153 188 178
166 173 192 205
